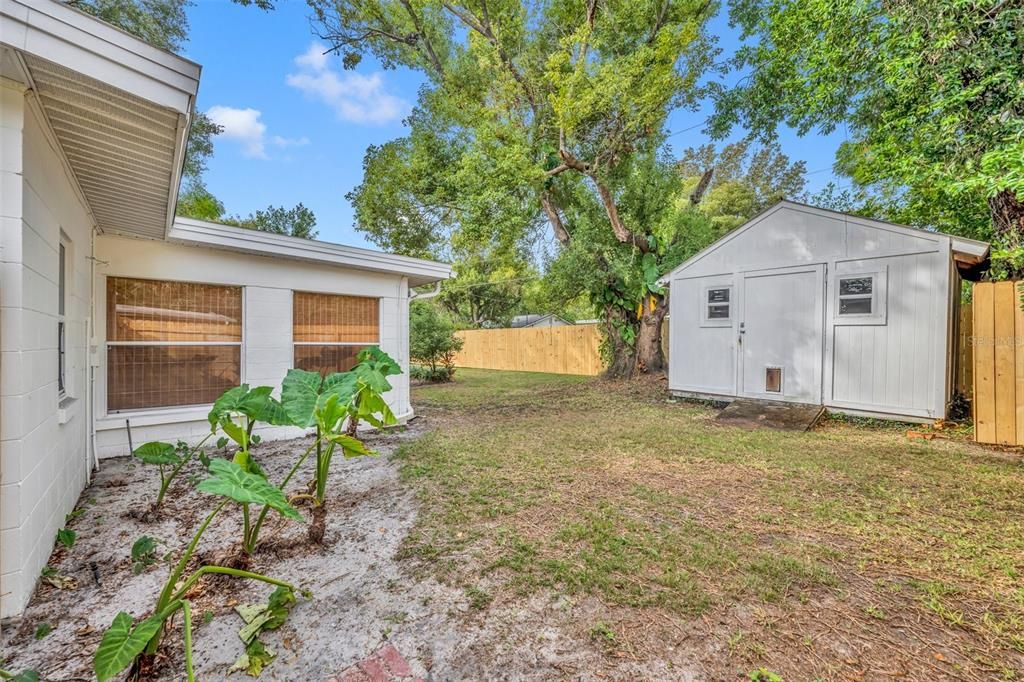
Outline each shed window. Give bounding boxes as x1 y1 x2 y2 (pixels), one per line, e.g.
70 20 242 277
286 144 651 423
106 278 242 411
293 292 379 376
838 275 873 316
707 287 730 320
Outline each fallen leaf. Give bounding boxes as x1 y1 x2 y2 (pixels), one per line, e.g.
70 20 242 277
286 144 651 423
934 652 947 662
906 430 935 441
42 575 78 590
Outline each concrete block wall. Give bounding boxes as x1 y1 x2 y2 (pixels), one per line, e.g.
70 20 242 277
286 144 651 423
1 87 94 618
92 236 413 459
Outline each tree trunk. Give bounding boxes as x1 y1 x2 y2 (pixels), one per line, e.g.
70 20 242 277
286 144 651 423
990 188 1024 247
634 294 668 375
602 303 636 379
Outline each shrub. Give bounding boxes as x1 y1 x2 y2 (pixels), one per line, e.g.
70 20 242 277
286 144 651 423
409 365 452 383
409 302 463 381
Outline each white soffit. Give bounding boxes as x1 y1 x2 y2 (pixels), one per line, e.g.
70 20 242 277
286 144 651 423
23 53 181 238
2 0 200 239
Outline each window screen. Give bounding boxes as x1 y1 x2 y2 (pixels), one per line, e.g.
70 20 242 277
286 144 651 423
293 292 379 375
106 278 242 411
706 287 730 321
838 275 873 315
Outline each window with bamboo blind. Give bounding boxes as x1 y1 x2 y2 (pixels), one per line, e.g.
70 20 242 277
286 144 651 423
293 292 379 375
106 277 242 411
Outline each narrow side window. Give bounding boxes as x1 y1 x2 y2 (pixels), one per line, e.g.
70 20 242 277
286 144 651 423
837 275 873 316
707 287 730 320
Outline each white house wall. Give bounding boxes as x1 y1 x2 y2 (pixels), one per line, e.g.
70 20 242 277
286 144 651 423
92 234 412 459
668 204 952 420
1 87 94 618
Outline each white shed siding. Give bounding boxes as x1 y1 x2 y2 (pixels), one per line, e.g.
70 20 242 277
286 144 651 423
667 203 954 420
827 250 948 417
91 234 414 459
1 88 95 618
668 274 736 396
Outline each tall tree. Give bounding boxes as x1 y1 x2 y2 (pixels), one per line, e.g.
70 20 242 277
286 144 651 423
227 204 319 239
315 0 720 376
713 0 1024 271
678 139 807 233
68 0 274 220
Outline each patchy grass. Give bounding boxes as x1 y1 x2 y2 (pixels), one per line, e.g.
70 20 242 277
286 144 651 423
402 369 1024 680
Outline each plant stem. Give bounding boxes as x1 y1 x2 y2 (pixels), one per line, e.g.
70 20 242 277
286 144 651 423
242 504 251 552
156 432 214 507
249 437 320 545
148 499 228 654
181 600 195 682
170 566 296 604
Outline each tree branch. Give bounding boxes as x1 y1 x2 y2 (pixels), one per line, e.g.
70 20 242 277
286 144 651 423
595 182 650 252
441 2 538 112
689 166 714 205
398 0 446 78
541 192 571 244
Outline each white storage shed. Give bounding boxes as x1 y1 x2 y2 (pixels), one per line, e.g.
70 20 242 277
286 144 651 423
663 201 989 422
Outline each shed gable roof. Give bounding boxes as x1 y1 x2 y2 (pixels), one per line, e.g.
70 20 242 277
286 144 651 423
661 200 989 283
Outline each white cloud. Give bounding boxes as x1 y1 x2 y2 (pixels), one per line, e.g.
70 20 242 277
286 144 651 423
286 41 408 125
295 43 329 72
207 106 309 159
207 105 269 158
271 135 310 148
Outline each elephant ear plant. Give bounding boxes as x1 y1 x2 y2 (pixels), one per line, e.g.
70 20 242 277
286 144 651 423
133 436 214 510
206 384 315 554
93 458 306 682
281 347 401 507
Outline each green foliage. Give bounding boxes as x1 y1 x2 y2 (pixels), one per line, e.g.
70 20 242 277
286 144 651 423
56 528 76 549
197 459 301 522
133 434 213 508
410 364 454 383
749 669 784 682
410 302 463 379
715 0 1024 263
94 612 164 682
224 203 318 239
322 0 722 375
176 180 225 221
32 623 52 640
131 536 160 575
0 669 40 682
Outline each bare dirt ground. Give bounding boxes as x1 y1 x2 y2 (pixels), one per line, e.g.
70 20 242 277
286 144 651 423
4 370 1023 681
1 419 689 681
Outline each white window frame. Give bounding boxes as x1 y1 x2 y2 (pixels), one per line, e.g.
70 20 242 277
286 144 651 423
104 276 245 414
834 268 887 325
700 284 733 328
291 291 381 372
58 237 69 400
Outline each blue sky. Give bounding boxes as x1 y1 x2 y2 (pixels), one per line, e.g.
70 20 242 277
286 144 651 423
184 1 846 248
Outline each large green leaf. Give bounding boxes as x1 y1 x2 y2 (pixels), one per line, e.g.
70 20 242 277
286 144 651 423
280 369 324 428
255 396 291 426
94 611 165 682
210 385 283 427
208 385 250 428
315 393 349 434
326 433 374 459
356 346 401 376
197 460 302 521
132 442 179 466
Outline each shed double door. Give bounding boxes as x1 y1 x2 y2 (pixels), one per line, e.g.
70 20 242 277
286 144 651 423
738 264 825 404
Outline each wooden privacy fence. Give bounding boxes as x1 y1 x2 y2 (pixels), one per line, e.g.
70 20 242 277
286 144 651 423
454 325 605 375
972 281 1024 445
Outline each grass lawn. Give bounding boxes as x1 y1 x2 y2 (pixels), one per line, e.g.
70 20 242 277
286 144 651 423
402 369 1024 680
